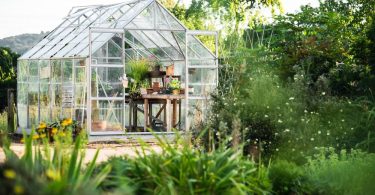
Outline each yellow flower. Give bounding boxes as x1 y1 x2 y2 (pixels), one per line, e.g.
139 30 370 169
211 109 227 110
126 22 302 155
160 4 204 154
46 169 60 180
51 128 58 134
14 185 24 194
61 118 73 127
20 138 25 143
38 122 47 129
3 169 16 179
59 132 66 137
40 134 46 138
32 134 40 140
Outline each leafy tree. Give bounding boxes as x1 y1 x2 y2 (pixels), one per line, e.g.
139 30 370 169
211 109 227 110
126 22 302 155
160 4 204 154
0 47 19 81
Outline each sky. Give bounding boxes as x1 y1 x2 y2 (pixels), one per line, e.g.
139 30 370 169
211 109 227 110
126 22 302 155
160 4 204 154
0 0 319 39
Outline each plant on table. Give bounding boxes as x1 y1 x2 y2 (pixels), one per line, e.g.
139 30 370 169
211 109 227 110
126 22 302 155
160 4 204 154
126 59 150 98
167 77 181 95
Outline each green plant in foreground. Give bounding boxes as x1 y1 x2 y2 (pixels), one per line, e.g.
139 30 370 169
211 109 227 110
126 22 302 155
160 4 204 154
0 130 111 195
97 134 271 194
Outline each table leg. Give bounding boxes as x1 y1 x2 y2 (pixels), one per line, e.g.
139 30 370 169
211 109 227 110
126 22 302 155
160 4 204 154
166 99 171 132
129 102 132 132
149 102 153 129
172 99 177 128
144 99 149 132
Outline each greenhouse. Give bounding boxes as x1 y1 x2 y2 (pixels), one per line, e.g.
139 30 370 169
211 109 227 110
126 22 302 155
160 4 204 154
17 0 218 139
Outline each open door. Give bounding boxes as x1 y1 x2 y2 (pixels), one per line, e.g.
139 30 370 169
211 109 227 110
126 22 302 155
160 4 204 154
185 31 219 131
88 29 126 135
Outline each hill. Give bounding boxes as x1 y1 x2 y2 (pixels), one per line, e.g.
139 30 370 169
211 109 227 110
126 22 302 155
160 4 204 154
0 32 49 55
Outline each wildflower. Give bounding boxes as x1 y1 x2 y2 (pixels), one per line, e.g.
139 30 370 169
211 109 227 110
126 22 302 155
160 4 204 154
304 110 308 113
277 119 283 123
61 118 73 126
32 134 39 140
3 169 16 179
327 132 330 136
275 133 279 136
289 97 295 100
51 128 58 134
310 138 315 141
292 148 295 151
264 115 268 118
318 131 321 134
285 102 289 105
284 129 290 132
38 122 47 129
40 134 46 138
321 92 326 95
275 148 279 151
20 138 24 143
14 185 24 194
341 119 345 122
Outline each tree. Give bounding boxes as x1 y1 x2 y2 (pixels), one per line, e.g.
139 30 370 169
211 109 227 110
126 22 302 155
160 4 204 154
0 47 19 81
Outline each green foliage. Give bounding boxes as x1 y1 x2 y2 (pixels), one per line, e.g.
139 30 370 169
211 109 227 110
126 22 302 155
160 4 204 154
0 47 19 81
272 0 375 97
126 59 149 85
0 131 110 195
304 148 375 194
269 160 308 194
97 135 271 194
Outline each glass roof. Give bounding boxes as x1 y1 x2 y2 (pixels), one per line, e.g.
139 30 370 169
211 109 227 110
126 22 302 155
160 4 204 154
20 0 215 61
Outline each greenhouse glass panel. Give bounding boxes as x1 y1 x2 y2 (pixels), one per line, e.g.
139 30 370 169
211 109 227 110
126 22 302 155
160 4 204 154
188 68 217 97
91 100 124 132
39 60 51 122
17 82 28 128
91 67 123 98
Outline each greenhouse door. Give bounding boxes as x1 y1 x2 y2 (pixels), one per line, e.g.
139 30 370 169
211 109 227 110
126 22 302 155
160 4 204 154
185 31 219 130
88 29 125 135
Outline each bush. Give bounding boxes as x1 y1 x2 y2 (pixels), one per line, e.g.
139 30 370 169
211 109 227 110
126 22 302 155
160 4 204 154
269 160 309 194
98 136 271 194
304 148 375 194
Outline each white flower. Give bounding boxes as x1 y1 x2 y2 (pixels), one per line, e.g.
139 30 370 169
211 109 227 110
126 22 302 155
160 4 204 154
264 115 269 118
292 148 295 151
284 129 290 132
304 110 308 113
275 148 279 151
289 97 295 100
327 132 330 136
275 133 279 136
321 92 326 95
318 131 321 134
310 138 315 141
341 119 345 122
277 119 283 123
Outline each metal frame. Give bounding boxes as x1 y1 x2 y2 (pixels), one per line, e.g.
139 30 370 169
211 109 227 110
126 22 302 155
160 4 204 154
17 0 219 138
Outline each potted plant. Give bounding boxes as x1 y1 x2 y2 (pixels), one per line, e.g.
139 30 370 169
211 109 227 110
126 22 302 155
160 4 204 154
149 57 163 77
92 108 107 131
168 78 181 95
166 64 174 76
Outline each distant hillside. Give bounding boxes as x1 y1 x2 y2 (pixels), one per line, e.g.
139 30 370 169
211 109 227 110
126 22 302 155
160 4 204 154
0 32 49 55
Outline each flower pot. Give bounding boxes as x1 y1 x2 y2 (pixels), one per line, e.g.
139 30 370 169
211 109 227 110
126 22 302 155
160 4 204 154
92 120 107 131
152 82 160 92
172 89 180 95
180 88 185 95
166 64 174 76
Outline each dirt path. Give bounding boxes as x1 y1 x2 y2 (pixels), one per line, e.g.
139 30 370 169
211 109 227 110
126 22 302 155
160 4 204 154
0 143 162 163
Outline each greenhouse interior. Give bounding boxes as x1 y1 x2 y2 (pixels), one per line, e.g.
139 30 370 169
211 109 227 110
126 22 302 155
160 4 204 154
17 0 218 138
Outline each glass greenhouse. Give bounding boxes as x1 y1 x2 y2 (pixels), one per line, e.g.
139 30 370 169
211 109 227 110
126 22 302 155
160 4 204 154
17 0 218 139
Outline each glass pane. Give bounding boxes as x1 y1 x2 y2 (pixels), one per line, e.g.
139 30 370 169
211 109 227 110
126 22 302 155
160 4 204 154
40 83 50 122
91 100 124 131
91 67 123 98
18 60 28 82
39 60 50 83
28 83 39 127
187 99 210 130
188 68 217 96
17 83 28 128
51 60 62 83
62 60 73 83
51 84 62 120
29 60 39 82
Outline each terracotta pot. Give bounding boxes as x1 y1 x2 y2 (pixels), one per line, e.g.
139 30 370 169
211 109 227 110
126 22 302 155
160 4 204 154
172 89 180 95
166 64 174 76
152 82 160 92
180 88 185 95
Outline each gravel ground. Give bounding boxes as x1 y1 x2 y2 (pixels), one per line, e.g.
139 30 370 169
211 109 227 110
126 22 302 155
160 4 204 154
0 143 162 163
